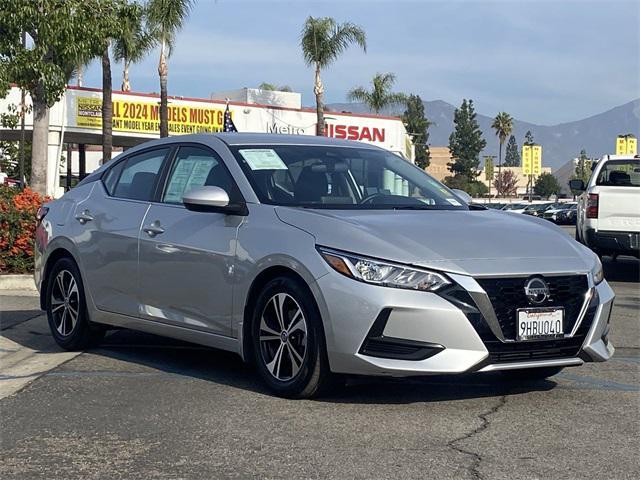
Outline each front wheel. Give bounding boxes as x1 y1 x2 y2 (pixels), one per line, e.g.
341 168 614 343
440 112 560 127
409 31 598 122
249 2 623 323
251 276 338 398
45 257 105 350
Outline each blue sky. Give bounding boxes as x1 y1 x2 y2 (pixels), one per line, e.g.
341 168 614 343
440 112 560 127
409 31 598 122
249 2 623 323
82 0 640 125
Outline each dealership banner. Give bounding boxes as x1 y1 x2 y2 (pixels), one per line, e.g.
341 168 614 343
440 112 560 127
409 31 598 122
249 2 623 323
67 88 411 160
76 97 229 134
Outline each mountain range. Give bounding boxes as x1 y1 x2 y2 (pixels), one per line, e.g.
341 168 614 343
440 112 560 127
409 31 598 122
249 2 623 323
326 99 640 170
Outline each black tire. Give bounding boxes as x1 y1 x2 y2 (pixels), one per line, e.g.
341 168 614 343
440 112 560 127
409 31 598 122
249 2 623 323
501 366 564 381
45 257 105 350
251 276 338 398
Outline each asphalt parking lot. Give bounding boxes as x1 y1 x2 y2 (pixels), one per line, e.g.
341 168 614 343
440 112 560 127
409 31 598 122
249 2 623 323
1 227 638 479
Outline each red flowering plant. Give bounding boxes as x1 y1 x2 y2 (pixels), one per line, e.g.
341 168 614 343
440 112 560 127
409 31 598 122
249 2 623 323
0 186 50 273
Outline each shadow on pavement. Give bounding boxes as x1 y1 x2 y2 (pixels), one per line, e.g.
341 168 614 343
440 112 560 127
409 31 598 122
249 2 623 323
2 320 557 404
602 256 640 283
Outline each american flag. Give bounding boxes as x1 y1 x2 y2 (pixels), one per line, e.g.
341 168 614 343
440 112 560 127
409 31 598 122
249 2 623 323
223 102 237 132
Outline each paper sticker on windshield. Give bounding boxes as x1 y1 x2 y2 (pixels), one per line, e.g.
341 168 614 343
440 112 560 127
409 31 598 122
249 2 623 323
446 198 462 206
239 149 287 170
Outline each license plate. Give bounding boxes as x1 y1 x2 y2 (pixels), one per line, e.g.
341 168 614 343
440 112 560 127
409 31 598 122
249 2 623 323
517 308 564 340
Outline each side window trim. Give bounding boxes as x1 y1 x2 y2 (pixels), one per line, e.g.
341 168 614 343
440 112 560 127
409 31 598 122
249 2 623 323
159 142 245 205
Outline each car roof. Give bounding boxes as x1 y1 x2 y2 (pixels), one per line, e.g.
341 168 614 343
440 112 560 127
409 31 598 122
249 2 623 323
125 133 381 149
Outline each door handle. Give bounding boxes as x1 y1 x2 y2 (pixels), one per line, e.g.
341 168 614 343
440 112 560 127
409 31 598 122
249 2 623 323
143 221 165 237
156 243 180 254
75 210 93 224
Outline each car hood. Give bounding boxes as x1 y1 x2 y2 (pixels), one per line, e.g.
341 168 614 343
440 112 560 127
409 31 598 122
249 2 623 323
275 207 595 277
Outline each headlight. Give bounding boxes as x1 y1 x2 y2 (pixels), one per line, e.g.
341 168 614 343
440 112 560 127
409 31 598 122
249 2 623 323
591 256 604 285
318 247 451 292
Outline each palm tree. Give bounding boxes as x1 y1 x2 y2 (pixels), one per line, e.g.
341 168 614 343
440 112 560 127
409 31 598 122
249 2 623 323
259 82 293 92
301 17 366 135
347 73 407 114
491 111 513 195
147 0 194 137
113 3 154 92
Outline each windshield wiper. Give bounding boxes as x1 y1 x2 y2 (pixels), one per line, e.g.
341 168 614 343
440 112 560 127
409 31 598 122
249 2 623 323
392 205 441 210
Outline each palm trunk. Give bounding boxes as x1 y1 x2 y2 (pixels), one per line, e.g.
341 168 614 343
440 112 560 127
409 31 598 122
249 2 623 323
102 45 113 162
497 141 503 197
122 60 131 91
79 144 87 179
158 37 169 138
30 87 49 195
314 65 325 136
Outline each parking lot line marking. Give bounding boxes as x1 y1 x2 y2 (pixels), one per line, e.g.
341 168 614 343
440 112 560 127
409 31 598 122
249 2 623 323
557 372 640 392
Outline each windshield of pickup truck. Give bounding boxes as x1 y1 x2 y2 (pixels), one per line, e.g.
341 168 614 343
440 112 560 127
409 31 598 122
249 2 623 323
230 145 468 210
596 159 640 187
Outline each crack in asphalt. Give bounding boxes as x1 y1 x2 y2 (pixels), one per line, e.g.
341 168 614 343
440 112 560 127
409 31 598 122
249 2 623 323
447 395 507 480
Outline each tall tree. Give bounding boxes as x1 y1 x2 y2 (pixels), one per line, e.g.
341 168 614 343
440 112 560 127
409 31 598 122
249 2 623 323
113 2 154 92
570 149 592 194
504 134 520 166
402 94 431 169
147 0 194 138
491 112 513 189
301 17 366 136
347 72 407 114
447 99 486 183
0 0 120 195
534 172 561 198
524 130 534 145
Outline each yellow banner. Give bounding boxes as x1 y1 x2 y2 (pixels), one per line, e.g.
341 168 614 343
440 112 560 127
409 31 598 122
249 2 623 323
532 144 542 175
616 135 637 155
616 136 627 155
76 97 229 134
522 145 532 175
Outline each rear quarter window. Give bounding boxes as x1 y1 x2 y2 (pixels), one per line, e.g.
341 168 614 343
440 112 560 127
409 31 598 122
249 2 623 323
596 160 640 187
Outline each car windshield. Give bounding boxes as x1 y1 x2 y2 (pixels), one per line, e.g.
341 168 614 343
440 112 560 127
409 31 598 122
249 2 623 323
596 159 640 187
230 145 468 210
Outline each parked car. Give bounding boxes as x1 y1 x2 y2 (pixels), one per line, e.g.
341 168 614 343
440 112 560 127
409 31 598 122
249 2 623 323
484 202 506 210
523 203 556 217
501 203 528 213
543 203 576 223
555 205 578 225
572 155 640 258
35 134 615 398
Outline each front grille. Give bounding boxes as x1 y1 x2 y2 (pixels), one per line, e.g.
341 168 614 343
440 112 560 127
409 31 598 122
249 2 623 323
443 276 599 365
476 275 589 340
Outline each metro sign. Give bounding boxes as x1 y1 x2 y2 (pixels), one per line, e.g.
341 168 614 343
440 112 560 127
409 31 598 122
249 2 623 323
325 123 385 143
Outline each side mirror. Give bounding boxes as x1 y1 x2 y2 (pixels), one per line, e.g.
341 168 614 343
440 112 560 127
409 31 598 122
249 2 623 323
183 186 248 215
451 188 473 204
568 179 585 192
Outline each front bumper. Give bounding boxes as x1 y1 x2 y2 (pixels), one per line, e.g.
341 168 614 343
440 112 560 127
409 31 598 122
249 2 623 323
314 271 615 377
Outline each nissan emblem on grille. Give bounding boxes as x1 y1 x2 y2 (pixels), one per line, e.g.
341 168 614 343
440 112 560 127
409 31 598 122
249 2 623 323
524 277 550 304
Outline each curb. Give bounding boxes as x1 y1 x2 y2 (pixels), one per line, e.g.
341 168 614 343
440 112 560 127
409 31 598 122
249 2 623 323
0 274 37 291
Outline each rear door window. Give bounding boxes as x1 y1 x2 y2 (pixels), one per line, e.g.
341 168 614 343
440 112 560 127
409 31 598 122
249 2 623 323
110 148 169 201
596 160 640 187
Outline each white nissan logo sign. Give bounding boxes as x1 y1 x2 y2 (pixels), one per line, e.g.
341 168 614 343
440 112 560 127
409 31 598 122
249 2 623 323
524 277 550 304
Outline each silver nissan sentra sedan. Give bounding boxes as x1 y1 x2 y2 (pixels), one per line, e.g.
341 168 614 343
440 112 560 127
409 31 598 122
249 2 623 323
35 133 615 398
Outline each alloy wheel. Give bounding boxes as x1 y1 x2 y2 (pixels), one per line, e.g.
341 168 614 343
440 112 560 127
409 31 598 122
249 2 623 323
259 293 308 381
50 269 80 337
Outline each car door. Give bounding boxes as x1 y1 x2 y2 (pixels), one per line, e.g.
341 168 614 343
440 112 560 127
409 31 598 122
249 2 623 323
137 145 243 336
75 147 171 317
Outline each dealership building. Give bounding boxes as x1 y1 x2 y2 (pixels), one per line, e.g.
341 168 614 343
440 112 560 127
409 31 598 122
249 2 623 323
0 86 414 197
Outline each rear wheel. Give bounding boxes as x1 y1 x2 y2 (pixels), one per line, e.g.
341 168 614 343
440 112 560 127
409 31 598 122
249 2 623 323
251 276 338 398
46 257 105 350
501 366 564 381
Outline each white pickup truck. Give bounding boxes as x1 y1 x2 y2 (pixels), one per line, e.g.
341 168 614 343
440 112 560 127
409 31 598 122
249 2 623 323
571 155 640 258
